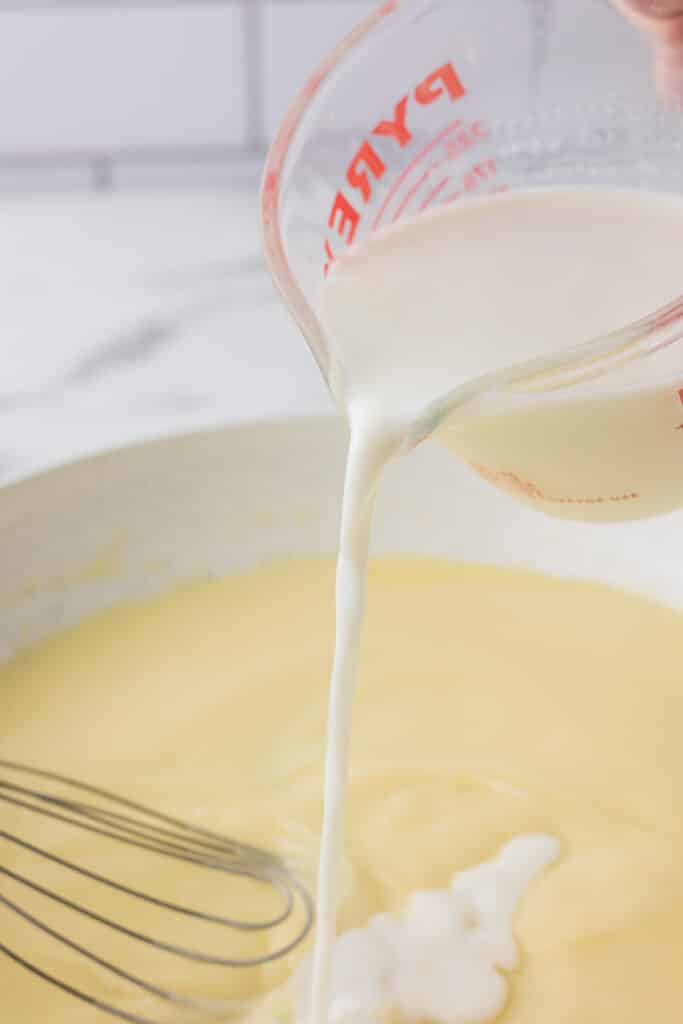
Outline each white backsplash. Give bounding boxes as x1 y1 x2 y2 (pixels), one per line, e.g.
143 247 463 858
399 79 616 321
262 2 375 138
0 0 377 189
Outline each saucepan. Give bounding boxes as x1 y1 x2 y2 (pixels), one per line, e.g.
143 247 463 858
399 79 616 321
0 418 681 1023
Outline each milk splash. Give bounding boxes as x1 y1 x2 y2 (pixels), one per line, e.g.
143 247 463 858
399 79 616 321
296 835 560 1024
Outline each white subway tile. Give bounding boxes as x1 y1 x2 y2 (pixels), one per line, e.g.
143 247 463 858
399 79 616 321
263 1 376 140
0 7 246 153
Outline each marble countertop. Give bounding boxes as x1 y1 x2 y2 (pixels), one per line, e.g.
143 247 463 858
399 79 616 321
0 182 333 484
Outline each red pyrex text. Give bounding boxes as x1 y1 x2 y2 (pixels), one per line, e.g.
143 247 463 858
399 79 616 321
324 62 467 276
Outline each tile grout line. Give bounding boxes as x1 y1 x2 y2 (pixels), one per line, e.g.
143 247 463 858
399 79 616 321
0 0 369 188
243 0 267 154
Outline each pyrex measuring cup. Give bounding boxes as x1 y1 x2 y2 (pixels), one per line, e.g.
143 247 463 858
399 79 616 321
262 0 683 522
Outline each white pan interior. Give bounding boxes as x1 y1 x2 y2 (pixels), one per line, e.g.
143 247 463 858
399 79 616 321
1 416 682 664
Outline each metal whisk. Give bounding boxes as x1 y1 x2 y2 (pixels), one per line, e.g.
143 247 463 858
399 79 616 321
0 760 313 1023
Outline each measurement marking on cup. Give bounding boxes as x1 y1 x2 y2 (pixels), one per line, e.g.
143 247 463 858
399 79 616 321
420 176 451 211
390 123 488 224
471 464 639 505
441 160 498 205
393 168 432 223
373 120 487 230
374 118 463 228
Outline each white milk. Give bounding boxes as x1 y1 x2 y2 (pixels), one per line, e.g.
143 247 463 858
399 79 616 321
308 187 683 1024
297 836 560 1024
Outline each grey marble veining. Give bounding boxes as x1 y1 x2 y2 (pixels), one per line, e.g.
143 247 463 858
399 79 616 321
0 183 332 483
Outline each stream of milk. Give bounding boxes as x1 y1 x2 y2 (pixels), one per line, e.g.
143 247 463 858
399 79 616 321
306 187 683 1024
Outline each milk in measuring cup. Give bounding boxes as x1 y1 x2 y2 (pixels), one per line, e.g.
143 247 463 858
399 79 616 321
322 187 683 521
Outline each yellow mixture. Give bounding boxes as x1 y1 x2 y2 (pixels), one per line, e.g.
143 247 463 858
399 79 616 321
2 557 683 1022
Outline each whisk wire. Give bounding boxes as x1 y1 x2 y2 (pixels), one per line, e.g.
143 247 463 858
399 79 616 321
0 760 313 1023
0 790 295 931
0 938 164 1024
0 889 227 1019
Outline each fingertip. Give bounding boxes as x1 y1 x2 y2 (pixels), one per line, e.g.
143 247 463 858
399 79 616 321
656 50 683 106
620 0 683 17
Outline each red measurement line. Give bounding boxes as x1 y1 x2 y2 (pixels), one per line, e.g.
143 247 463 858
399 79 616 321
646 328 683 361
419 176 450 211
372 118 466 231
392 168 430 223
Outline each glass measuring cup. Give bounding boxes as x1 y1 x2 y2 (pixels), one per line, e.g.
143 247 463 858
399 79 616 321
261 0 683 522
